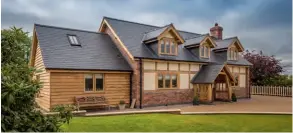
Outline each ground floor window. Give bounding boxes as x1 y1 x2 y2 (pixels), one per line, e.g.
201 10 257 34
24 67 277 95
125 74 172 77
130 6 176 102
157 73 178 89
232 73 239 86
85 74 104 91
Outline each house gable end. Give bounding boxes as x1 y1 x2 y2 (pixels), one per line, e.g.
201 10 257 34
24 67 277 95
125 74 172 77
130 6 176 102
157 24 185 44
99 18 135 68
229 38 244 52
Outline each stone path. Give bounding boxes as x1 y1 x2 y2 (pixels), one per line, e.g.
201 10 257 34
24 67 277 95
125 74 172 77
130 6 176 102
85 95 292 116
180 95 292 113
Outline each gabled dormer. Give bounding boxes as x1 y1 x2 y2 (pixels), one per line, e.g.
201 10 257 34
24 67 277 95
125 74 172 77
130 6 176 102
184 34 216 59
227 38 244 60
142 24 185 56
213 37 244 61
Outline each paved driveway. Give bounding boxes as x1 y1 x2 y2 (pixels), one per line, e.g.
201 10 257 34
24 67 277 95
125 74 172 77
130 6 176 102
181 95 292 113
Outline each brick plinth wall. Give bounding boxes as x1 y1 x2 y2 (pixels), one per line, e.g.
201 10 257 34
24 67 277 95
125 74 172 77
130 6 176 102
143 89 194 107
233 87 249 98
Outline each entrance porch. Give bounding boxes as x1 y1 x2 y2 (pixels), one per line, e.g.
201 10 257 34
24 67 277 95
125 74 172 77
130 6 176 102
191 63 235 103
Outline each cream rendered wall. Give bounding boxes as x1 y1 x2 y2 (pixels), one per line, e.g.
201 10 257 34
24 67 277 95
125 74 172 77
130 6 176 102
240 67 246 73
144 61 156 70
157 62 167 70
190 64 199 71
180 74 189 89
233 67 239 73
144 73 156 90
239 74 246 87
180 63 189 71
169 63 179 71
164 32 174 38
189 73 196 88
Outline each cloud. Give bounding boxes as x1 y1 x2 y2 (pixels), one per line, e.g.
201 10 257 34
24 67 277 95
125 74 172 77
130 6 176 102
1 0 291 74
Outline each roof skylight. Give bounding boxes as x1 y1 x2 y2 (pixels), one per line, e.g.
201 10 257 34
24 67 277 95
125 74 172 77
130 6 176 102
67 35 80 46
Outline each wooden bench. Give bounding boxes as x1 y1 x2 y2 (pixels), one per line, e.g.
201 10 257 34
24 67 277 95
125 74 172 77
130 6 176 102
75 96 110 111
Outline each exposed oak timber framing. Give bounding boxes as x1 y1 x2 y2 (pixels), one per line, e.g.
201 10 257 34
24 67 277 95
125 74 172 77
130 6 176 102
47 69 131 73
29 26 37 67
200 36 216 48
98 19 135 61
230 38 244 52
141 59 208 65
157 24 185 44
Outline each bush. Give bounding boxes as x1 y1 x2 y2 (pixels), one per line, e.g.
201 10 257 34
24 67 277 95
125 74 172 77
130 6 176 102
119 100 125 105
231 93 237 102
1 27 72 132
193 96 200 105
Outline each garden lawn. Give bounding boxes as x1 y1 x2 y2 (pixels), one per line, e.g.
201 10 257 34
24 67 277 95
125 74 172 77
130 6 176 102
62 114 292 132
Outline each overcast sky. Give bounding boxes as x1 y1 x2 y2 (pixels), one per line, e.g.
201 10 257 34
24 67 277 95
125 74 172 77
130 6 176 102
1 0 292 74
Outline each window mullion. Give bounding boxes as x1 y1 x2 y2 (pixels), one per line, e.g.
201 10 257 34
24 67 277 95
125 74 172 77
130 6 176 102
170 74 172 88
170 74 171 88
169 40 174 54
164 39 167 54
162 74 165 88
93 74 96 91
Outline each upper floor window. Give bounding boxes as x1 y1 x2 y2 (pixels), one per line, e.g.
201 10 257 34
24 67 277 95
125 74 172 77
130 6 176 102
159 38 177 55
67 35 80 46
200 43 210 58
228 47 238 60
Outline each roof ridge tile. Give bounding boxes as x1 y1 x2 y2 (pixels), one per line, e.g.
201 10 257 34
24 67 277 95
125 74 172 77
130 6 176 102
103 16 202 35
184 33 208 40
223 36 237 40
34 23 107 35
104 16 160 28
144 23 171 34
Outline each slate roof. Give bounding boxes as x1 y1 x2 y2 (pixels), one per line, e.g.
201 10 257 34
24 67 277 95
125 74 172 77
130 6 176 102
142 24 170 42
34 24 132 71
184 34 208 47
33 16 252 75
104 17 252 66
213 37 236 50
104 17 203 60
191 63 225 84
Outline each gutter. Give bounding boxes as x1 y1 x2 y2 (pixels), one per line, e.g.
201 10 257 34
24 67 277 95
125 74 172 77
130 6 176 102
134 57 209 64
46 68 133 72
139 58 143 109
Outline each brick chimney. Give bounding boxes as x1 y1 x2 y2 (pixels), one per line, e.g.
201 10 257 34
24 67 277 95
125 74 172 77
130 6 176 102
210 23 223 40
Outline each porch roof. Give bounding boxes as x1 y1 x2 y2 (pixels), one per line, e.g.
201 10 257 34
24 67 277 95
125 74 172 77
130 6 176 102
191 63 235 84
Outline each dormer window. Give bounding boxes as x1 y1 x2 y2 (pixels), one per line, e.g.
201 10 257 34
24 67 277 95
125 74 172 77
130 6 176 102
200 43 210 58
159 38 177 55
67 35 80 46
228 47 238 60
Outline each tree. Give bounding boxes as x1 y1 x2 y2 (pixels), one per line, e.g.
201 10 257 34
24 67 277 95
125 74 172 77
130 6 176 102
1 27 72 132
243 50 283 85
262 75 292 86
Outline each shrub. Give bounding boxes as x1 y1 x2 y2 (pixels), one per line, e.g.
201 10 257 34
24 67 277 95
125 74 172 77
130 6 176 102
1 27 72 132
119 100 125 105
193 96 200 105
231 93 237 102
